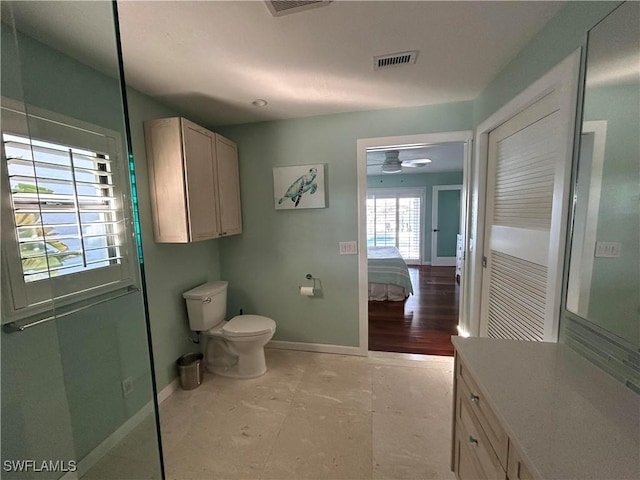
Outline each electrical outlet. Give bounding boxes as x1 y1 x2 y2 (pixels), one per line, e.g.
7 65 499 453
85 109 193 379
339 241 358 255
595 241 621 258
122 377 134 397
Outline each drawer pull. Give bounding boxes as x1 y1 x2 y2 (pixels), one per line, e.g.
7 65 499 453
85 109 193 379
469 392 480 403
469 435 479 446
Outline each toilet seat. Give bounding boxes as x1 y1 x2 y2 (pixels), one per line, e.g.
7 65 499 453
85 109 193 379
222 315 276 338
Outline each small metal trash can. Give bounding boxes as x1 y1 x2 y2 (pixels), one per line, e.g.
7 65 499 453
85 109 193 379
177 352 204 390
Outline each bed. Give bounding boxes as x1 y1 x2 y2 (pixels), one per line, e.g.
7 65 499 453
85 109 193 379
367 246 414 301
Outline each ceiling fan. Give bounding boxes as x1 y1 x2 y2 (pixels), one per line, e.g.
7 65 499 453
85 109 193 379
367 150 432 173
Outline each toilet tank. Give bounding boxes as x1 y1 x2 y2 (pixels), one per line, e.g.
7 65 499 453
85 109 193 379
182 281 228 331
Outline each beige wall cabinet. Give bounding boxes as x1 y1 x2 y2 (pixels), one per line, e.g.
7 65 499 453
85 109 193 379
144 117 242 243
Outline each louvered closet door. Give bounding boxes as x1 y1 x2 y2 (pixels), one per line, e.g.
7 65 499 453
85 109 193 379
481 90 569 342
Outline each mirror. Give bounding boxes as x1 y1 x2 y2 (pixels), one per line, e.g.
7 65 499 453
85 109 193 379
566 1 639 346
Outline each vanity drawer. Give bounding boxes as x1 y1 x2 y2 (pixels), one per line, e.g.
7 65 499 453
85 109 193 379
456 391 506 480
458 361 509 466
507 441 536 480
455 421 486 480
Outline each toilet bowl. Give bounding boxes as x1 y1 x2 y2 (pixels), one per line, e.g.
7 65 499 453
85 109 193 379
183 282 276 379
204 315 276 378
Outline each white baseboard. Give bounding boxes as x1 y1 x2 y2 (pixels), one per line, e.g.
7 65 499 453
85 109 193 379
421 261 433 266
62 378 180 480
157 377 180 404
267 340 366 356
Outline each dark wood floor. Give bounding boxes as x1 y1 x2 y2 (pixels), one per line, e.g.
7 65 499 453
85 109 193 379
368 266 459 356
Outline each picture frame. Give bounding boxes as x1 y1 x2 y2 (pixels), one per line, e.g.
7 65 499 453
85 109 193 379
273 164 326 210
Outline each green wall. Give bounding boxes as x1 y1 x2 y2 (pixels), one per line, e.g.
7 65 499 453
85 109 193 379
473 1 619 125
126 88 221 389
367 171 463 263
217 102 471 346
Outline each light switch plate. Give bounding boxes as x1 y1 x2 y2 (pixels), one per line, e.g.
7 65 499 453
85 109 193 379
595 241 621 258
339 241 358 255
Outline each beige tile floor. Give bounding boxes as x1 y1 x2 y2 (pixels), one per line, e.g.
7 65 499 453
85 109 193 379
84 348 456 480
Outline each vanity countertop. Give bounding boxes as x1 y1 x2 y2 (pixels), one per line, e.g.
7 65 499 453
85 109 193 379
452 337 640 479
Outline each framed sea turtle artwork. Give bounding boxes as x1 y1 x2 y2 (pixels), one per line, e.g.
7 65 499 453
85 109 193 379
273 164 326 210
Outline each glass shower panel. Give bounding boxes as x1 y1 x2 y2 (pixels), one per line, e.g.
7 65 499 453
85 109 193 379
1 13 71 480
1 2 163 479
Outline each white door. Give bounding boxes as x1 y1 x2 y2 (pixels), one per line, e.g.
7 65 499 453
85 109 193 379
431 185 462 266
480 89 574 341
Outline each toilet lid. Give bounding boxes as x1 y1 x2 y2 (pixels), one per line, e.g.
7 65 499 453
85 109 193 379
222 315 276 338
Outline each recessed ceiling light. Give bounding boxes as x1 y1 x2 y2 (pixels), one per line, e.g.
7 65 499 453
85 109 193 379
252 99 268 107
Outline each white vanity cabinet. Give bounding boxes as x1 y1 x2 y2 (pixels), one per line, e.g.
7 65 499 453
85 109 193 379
144 117 242 243
451 337 640 480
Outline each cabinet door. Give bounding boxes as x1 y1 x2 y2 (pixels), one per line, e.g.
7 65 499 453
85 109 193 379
507 442 535 480
215 134 242 236
182 119 219 241
144 118 190 243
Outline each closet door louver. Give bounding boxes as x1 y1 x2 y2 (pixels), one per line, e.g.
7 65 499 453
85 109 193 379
481 90 568 341
487 251 547 341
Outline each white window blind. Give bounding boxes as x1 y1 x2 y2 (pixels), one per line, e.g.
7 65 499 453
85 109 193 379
5 134 122 283
367 188 424 263
1 101 136 319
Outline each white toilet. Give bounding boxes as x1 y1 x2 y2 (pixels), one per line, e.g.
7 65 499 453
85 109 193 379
183 281 276 379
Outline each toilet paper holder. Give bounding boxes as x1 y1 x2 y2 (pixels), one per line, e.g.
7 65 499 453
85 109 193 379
299 273 321 296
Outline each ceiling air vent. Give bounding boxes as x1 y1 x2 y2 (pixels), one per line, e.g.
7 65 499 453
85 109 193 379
374 51 419 70
266 1 331 17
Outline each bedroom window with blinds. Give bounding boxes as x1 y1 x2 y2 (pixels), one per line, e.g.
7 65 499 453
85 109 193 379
1 102 136 318
367 187 424 263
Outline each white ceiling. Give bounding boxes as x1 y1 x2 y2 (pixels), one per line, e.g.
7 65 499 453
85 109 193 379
4 1 565 127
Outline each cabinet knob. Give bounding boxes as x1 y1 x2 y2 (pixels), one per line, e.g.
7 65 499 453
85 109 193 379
469 435 479 446
470 392 480 403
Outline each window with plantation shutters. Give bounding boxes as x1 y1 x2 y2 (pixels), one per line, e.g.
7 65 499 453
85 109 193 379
1 101 136 319
5 134 121 282
367 187 424 264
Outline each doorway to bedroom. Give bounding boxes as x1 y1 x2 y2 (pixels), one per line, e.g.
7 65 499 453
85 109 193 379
357 132 472 357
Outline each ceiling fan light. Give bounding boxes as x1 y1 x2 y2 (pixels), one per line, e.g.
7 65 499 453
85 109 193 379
401 158 432 167
381 162 402 173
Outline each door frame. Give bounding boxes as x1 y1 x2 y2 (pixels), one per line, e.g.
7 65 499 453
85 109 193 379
565 120 607 315
466 50 581 340
356 131 473 355
431 185 463 267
